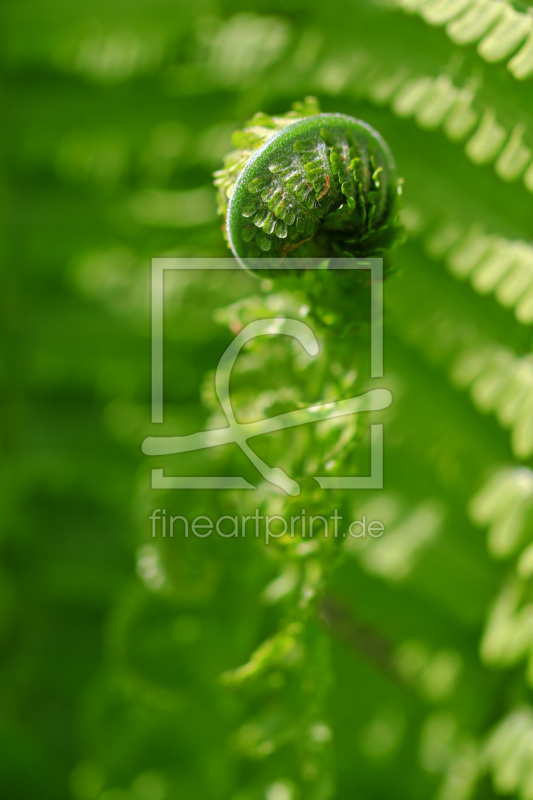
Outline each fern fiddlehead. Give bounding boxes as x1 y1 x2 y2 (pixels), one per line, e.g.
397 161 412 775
212 101 403 798
215 98 403 269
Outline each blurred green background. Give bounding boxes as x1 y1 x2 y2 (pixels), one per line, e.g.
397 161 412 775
3 0 533 798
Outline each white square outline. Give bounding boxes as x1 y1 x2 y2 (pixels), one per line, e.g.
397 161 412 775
148 258 386 491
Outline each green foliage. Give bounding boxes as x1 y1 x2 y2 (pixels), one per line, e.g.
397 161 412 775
2 0 533 799
214 99 402 265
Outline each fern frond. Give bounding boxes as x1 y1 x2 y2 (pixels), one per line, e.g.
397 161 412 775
393 0 533 79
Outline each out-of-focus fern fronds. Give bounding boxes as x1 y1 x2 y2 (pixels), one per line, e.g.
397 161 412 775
393 0 533 78
3 0 533 799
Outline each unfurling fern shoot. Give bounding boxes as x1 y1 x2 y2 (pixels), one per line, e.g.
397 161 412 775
215 98 403 270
